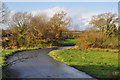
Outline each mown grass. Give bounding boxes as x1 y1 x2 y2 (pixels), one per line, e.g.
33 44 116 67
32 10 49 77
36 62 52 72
57 39 76 46
49 49 119 79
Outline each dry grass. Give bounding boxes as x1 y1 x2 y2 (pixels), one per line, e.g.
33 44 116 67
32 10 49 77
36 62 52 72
73 46 118 52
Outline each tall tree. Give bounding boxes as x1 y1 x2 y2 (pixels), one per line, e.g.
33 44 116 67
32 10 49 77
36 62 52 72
28 14 48 39
0 2 9 24
89 12 118 37
9 12 31 47
24 13 51 47
0 2 9 48
48 11 71 39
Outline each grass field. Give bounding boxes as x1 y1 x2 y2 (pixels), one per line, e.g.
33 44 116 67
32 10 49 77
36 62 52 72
49 49 119 78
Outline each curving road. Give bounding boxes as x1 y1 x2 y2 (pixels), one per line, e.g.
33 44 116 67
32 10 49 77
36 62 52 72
6 46 93 78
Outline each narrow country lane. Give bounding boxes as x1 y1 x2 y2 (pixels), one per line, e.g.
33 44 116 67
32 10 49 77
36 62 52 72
6 46 93 78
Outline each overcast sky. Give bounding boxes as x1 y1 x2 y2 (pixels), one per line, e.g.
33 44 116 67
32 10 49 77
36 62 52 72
5 2 118 30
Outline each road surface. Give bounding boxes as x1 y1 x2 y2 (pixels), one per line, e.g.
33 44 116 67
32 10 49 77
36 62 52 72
6 46 93 78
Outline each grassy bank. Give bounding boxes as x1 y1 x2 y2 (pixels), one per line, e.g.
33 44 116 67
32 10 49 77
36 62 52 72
49 49 119 79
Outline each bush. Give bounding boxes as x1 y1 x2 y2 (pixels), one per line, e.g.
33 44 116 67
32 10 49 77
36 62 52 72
103 37 118 49
76 31 106 50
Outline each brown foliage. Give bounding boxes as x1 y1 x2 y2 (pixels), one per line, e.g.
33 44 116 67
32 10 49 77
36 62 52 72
76 31 106 50
2 11 72 49
47 11 71 40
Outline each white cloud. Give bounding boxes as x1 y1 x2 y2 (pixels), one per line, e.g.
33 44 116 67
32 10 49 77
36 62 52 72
30 7 65 18
29 7 89 30
28 7 99 30
75 12 99 30
5 6 99 30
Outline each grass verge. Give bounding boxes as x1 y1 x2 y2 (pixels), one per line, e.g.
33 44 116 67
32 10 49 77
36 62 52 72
48 49 119 79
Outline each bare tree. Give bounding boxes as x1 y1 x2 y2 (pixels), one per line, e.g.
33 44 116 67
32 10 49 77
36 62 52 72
0 2 9 24
9 12 31 47
0 2 9 48
27 14 48 38
89 12 118 37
